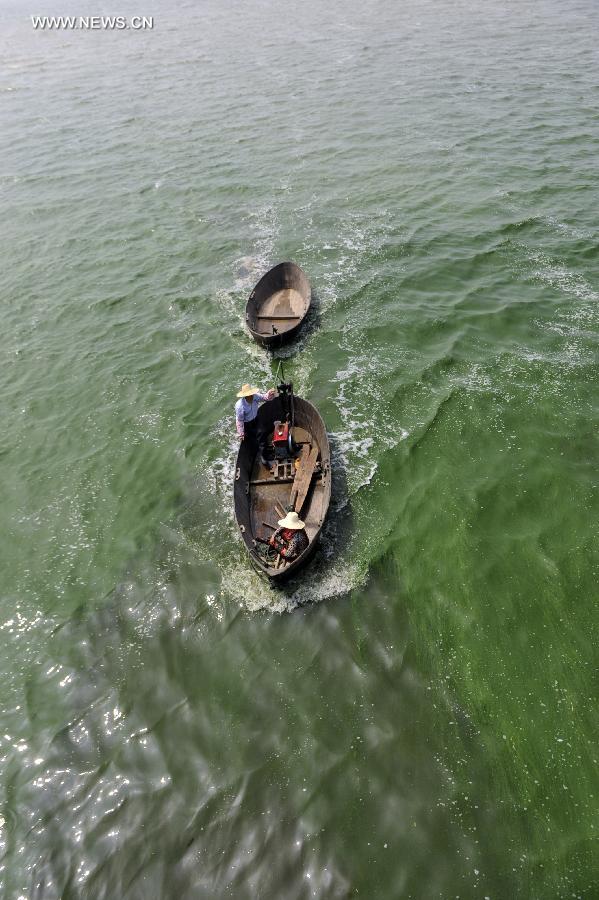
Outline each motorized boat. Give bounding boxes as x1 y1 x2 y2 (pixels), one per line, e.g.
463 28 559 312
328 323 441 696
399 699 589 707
233 382 331 581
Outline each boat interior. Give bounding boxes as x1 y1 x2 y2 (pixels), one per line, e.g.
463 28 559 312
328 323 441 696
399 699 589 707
247 263 311 340
235 398 330 576
252 288 306 337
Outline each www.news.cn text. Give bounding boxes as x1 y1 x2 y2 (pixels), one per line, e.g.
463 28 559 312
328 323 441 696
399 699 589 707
31 15 154 30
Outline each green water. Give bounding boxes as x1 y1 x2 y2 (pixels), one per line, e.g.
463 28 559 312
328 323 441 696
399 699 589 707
1 0 598 896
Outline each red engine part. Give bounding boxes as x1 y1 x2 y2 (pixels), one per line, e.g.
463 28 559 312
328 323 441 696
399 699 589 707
272 420 289 446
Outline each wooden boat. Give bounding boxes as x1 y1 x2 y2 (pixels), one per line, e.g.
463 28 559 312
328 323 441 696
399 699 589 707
233 383 331 581
246 262 311 348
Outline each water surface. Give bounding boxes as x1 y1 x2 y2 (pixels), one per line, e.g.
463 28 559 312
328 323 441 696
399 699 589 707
1 0 598 896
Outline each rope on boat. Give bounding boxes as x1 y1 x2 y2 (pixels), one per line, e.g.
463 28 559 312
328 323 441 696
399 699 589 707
275 359 286 385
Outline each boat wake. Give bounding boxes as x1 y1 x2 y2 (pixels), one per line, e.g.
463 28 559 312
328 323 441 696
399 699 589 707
334 351 409 495
219 555 364 614
198 207 406 611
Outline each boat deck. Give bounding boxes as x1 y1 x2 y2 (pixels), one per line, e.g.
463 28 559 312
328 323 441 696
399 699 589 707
234 393 331 580
248 426 323 566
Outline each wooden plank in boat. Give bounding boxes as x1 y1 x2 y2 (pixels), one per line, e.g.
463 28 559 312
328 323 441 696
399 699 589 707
289 445 309 503
250 476 295 486
256 314 301 321
291 426 311 445
291 446 319 514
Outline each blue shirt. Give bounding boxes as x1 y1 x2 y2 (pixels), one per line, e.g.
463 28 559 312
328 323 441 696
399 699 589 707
235 393 267 435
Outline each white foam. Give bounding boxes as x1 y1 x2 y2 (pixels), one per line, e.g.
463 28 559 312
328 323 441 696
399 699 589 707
219 556 365 614
334 353 408 494
527 250 598 367
234 203 280 291
452 363 493 393
211 203 281 346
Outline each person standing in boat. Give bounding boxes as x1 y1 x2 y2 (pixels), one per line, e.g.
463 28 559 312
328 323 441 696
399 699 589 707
235 383 276 442
269 510 309 561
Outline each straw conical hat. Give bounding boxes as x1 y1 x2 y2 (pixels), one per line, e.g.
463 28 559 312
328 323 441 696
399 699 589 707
237 383 260 398
277 510 305 530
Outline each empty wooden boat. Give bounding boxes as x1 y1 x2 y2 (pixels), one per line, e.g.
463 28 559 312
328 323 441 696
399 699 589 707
246 262 311 348
233 383 331 581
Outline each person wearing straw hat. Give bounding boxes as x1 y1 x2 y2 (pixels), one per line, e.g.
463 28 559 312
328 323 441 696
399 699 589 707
235 383 276 442
269 510 309 561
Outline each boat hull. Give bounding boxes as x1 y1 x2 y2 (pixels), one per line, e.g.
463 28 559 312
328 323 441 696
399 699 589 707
245 262 311 348
233 395 331 582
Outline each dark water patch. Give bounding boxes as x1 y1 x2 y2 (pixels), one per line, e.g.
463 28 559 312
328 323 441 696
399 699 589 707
3 551 519 899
